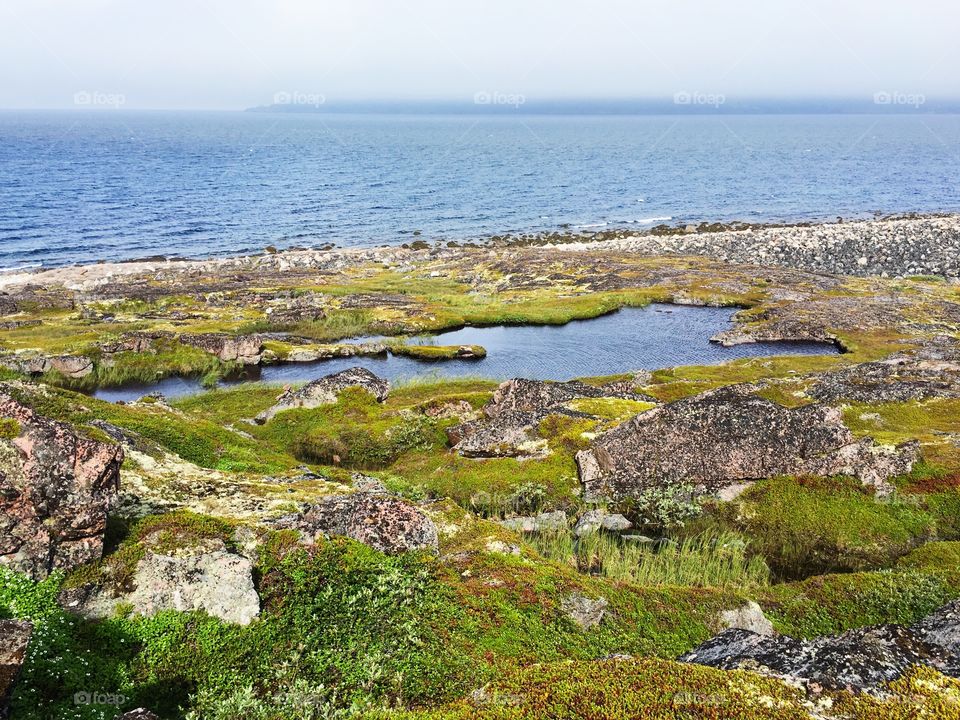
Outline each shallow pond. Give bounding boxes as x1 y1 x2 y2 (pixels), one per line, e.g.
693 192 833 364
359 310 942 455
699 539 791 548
92 304 839 402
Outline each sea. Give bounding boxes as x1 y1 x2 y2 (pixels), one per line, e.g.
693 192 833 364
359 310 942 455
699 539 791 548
1 109 959 269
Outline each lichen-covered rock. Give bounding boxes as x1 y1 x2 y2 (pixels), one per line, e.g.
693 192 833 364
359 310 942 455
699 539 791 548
0 391 123 579
0 620 32 719
809 357 960 403
500 510 568 534
679 623 957 693
449 378 652 458
912 599 960 656
273 492 438 555
572 509 632 537
255 367 389 424
0 353 94 379
718 601 774 636
576 384 918 501
179 332 263 365
62 544 260 626
561 593 608 629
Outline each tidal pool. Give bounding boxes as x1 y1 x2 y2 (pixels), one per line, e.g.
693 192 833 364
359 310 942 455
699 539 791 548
93 304 839 402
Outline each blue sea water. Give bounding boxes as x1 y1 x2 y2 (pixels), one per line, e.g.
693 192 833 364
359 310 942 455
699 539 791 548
1 110 959 269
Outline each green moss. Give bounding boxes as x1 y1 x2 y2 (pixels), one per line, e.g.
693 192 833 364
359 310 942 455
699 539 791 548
389 343 486 360
0 417 20 439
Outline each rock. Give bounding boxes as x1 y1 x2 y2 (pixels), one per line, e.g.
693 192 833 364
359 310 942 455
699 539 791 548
0 391 123 579
63 545 260 626
351 472 389 494
449 378 652 458
422 399 475 420
500 511 567 534
285 343 387 362
178 333 263 365
718 601 774 636
273 492 438 555
809 357 960 403
573 509 632 537
561 593 608 629
576 384 919 501
912 598 960 655
0 620 32 719
0 353 94 379
255 367 390 424
115 708 161 720
680 623 956 693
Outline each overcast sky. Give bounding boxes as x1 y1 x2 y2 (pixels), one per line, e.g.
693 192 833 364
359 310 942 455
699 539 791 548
1 0 957 109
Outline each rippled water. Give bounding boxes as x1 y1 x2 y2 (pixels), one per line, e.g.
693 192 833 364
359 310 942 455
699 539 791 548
2 111 960 269
92 305 839 402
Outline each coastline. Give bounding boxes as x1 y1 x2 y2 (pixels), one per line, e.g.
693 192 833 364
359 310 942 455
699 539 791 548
2 213 959 293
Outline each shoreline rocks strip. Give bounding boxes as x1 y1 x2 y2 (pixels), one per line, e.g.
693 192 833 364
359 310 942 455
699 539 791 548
1 215 958 294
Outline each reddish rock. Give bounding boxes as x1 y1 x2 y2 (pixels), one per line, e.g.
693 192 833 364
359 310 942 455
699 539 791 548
178 333 263 365
0 390 123 579
0 620 32 719
577 384 918 501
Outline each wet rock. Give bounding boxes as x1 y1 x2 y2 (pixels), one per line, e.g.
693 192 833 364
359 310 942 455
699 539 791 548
500 510 568 534
62 544 260 626
0 620 32 719
272 492 438 555
255 367 389 424
718 601 774 636
679 623 956 693
561 593 608 629
449 378 652 458
572 509 632 537
0 391 123 579
179 332 263 365
576 384 918 501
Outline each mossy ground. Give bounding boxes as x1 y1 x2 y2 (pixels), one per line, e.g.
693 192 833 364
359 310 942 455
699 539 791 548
4 251 960 718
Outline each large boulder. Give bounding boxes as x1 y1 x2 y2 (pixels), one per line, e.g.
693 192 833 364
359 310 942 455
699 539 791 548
576 384 918 501
179 333 263 365
255 367 389 424
0 620 32 719
0 391 123 579
273 492 438 555
680 620 958 693
809 357 960 403
61 543 260 626
449 378 653 458
0 353 94 379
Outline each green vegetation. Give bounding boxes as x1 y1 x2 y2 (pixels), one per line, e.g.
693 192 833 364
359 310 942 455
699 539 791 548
0 417 20 439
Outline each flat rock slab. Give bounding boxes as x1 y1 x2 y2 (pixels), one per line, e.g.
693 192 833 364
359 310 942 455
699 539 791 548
576 384 918 501
64 548 260 626
273 492 439 555
255 367 389 424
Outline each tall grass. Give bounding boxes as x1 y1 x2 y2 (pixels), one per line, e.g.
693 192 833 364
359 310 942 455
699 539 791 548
529 528 770 589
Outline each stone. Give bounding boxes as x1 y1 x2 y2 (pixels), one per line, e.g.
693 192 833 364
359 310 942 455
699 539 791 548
115 709 161 720
62 545 260 626
499 511 567 534
561 593 608 629
255 367 390 424
912 598 960 655
0 391 123 579
0 620 32 719
573 509 632 537
0 353 94 379
576 384 918 501
449 378 653 458
273 492 439 555
178 332 263 365
680 624 956 693
718 601 774 636
809 357 960 404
